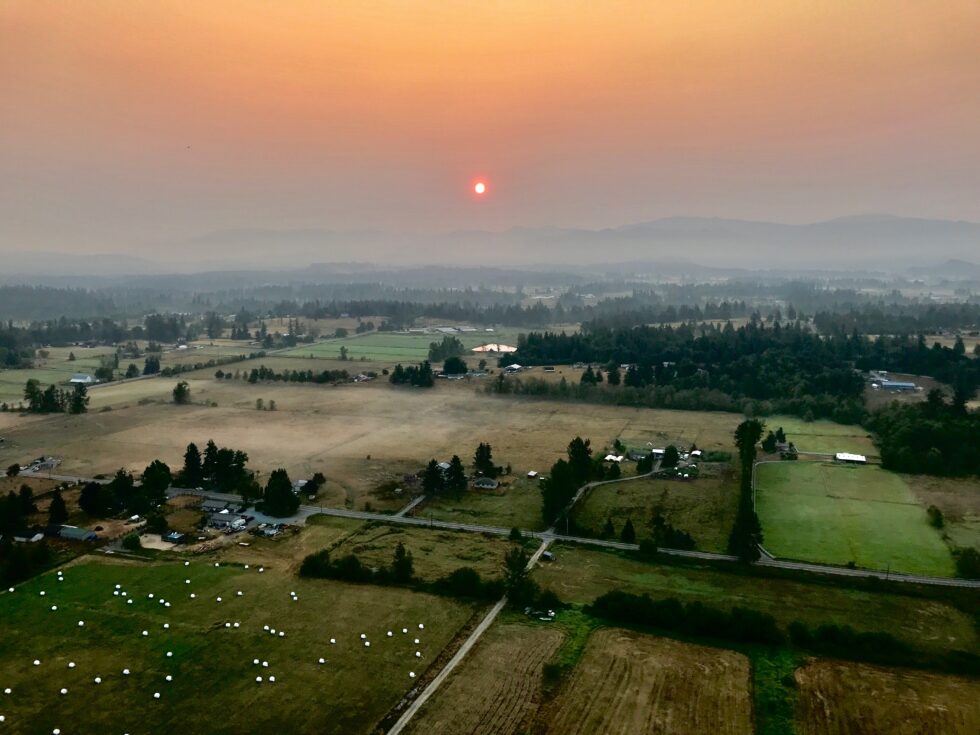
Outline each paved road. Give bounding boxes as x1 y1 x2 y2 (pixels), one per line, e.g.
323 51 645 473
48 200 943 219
25 472 980 590
386 538 552 735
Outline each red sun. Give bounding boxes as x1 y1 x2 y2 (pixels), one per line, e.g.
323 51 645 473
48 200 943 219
473 180 487 195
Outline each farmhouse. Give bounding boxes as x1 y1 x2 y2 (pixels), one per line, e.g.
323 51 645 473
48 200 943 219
69 373 95 385
835 452 867 464
209 512 247 531
472 477 499 490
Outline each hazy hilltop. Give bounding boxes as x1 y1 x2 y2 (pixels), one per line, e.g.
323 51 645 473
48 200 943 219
1 215 978 276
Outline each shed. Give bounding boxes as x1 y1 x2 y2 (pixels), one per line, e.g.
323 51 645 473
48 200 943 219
472 477 499 490
603 454 624 463
163 532 186 544
834 452 867 464
59 526 97 541
69 373 95 385
526 470 539 479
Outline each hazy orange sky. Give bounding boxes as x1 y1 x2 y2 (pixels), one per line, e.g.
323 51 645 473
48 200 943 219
2 1 978 254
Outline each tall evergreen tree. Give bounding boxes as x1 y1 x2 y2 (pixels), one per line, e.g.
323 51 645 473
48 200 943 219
181 443 203 488
47 489 69 525
263 468 299 517
445 455 467 498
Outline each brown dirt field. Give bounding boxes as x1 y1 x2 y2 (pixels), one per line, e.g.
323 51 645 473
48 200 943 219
404 623 564 735
796 659 980 735
537 629 752 735
0 380 748 515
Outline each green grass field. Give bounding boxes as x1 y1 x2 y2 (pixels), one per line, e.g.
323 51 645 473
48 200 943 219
0 347 117 404
531 545 976 655
280 329 526 364
763 418 876 456
756 461 955 576
0 560 472 734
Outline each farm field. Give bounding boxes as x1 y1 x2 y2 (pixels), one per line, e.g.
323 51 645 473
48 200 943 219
531 545 976 654
0 560 473 735
404 622 563 735
0 346 117 404
905 474 980 552
763 417 876 456
756 462 955 576
158 340 257 368
213 515 366 570
535 628 752 735
328 523 514 582
279 328 527 364
416 477 548 531
572 468 738 553
795 659 980 735
0 380 751 512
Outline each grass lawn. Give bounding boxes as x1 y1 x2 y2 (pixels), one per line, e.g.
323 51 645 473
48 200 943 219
756 462 955 576
417 477 547 531
0 559 473 735
530 545 976 655
572 467 738 553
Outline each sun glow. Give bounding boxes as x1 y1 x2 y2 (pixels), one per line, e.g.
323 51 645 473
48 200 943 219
474 181 487 195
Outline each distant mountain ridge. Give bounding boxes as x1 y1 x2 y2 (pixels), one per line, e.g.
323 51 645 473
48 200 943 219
1 215 977 274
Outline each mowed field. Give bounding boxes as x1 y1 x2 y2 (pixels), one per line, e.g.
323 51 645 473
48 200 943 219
0 347 117 404
764 418 876 456
417 477 548 531
905 474 980 552
404 622 563 735
0 378 751 513
536 628 752 735
795 659 980 735
573 468 738 553
279 328 527 364
531 545 977 655
0 560 472 735
756 462 955 576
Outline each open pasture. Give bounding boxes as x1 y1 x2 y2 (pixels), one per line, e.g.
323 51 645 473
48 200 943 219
762 417 876 456
417 477 548 531
279 328 526 364
905 474 980 552
0 346 116 404
536 628 752 735
531 545 976 654
329 523 513 582
572 468 738 553
0 559 472 735
404 622 563 735
0 380 751 514
795 659 980 735
756 462 955 576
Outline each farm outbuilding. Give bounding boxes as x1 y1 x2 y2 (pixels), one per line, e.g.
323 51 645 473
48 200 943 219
58 526 97 541
472 477 499 490
834 453 867 464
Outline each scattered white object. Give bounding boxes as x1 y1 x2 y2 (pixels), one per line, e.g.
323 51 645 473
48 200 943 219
33 660 40 666
185 579 191 584
59 688 67 695
414 639 420 645
121 591 127 596
127 599 133 605
278 631 285 638
51 605 57 611
419 624 424 630
158 599 165 605
184 561 190 566
148 593 154 599
40 591 46 596
165 675 172 682
270 628 277 635
3 687 11 694
225 623 231 628
259 567 264 573
166 651 173 658
402 628 407 634
93 677 101 684
214 562 219 567
0 716 4 723
165 602 171 608
360 633 366 639
233 622 240 628
237 591 243 597
253 658 260 665
122 669 130 675
142 630 148 637
256 676 263 683
364 641 370 647
163 623 170 629
216 597 222 602
153 692 160 699
329 638 336 644
262 661 269 668
268 675 276 683
409 672 416 678
318 658 325 664
53 729 60 734
387 631 393 637
115 584 121 589
113 591 119 596
67 662 75 669
244 564 249 569
190 593 196 599
415 651 421 657
77 621 84 627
